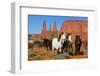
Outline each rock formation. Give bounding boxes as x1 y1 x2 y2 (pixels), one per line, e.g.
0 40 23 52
53 21 58 32
60 20 88 40
41 21 58 37
40 20 88 40
41 20 47 36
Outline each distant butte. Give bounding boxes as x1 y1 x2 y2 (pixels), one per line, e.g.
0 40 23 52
60 20 88 40
60 20 87 33
40 20 88 40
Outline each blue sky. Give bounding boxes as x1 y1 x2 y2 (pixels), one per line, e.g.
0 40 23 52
28 15 88 34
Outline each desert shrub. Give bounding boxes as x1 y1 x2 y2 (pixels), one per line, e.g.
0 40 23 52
53 53 71 59
40 51 47 56
29 49 39 54
34 54 44 60
47 52 55 59
50 31 58 39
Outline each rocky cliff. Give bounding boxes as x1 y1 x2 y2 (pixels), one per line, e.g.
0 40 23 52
60 20 88 40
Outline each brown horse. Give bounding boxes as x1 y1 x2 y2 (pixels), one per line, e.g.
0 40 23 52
61 33 74 55
43 39 52 51
75 35 82 55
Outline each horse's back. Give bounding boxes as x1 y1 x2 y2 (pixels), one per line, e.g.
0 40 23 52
52 38 57 44
52 38 57 48
52 38 62 50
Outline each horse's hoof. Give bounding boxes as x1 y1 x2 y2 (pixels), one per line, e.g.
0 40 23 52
57 52 60 55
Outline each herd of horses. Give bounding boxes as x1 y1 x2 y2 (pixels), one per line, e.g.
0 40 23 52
29 32 88 56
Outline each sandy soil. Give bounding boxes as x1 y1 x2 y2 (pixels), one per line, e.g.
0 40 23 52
28 46 88 61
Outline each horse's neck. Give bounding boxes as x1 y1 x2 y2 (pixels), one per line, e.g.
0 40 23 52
56 37 62 44
68 35 72 41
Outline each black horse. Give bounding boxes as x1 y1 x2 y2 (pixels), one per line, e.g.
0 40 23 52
75 35 82 55
61 34 73 55
43 38 52 51
61 39 69 53
33 41 44 47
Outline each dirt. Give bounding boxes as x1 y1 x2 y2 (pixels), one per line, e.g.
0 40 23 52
28 46 88 61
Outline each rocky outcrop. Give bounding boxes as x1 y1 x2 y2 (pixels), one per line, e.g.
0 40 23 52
60 20 87 33
53 21 58 32
60 20 88 40
41 20 47 35
41 21 58 36
40 20 88 40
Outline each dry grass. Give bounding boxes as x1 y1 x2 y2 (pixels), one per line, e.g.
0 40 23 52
28 46 88 61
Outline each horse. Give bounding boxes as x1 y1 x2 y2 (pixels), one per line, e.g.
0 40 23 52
75 35 82 55
32 40 44 50
82 40 88 50
61 38 69 54
61 33 74 55
52 32 66 55
28 39 34 49
43 39 52 51
67 34 73 51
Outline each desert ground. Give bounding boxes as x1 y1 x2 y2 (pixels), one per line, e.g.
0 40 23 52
28 42 88 61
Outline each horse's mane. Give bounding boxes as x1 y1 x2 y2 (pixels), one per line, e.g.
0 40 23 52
66 34 71 39
58 32 63 42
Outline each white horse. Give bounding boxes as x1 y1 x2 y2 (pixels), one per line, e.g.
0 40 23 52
68 34 73 43
52 32 66 54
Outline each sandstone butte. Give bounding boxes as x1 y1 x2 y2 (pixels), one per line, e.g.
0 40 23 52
33 20 88 41
60 20 88 40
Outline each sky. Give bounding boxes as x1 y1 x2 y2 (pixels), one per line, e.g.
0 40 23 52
28 15 88 34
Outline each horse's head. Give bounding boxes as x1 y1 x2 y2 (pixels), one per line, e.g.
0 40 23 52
66 33 71 39
66 33 73 43
61 32 66 40
75 35 80 41
58 32 66 43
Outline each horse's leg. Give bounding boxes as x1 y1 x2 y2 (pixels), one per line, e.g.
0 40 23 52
68 42 70 51
71 44 73 51
47 45 48 51
69 45 71 51
50 45 52 51
68 44 70 52
57 49 60 55
47 42 50 51
75 46 79 55
54 49 57 55
65 46 68 53
59 48 62 54
50 42 52 51
71 43 74 56
70 43 72 51
70 43 73 52
61 46 64 54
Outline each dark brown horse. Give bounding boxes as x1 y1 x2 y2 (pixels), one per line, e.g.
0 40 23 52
75 35 82 55
61 34 74 55
61 39 69 54
43 39 52 51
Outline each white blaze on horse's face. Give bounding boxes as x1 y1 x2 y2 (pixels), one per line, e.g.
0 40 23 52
68 34 73 43
62 33 66 40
